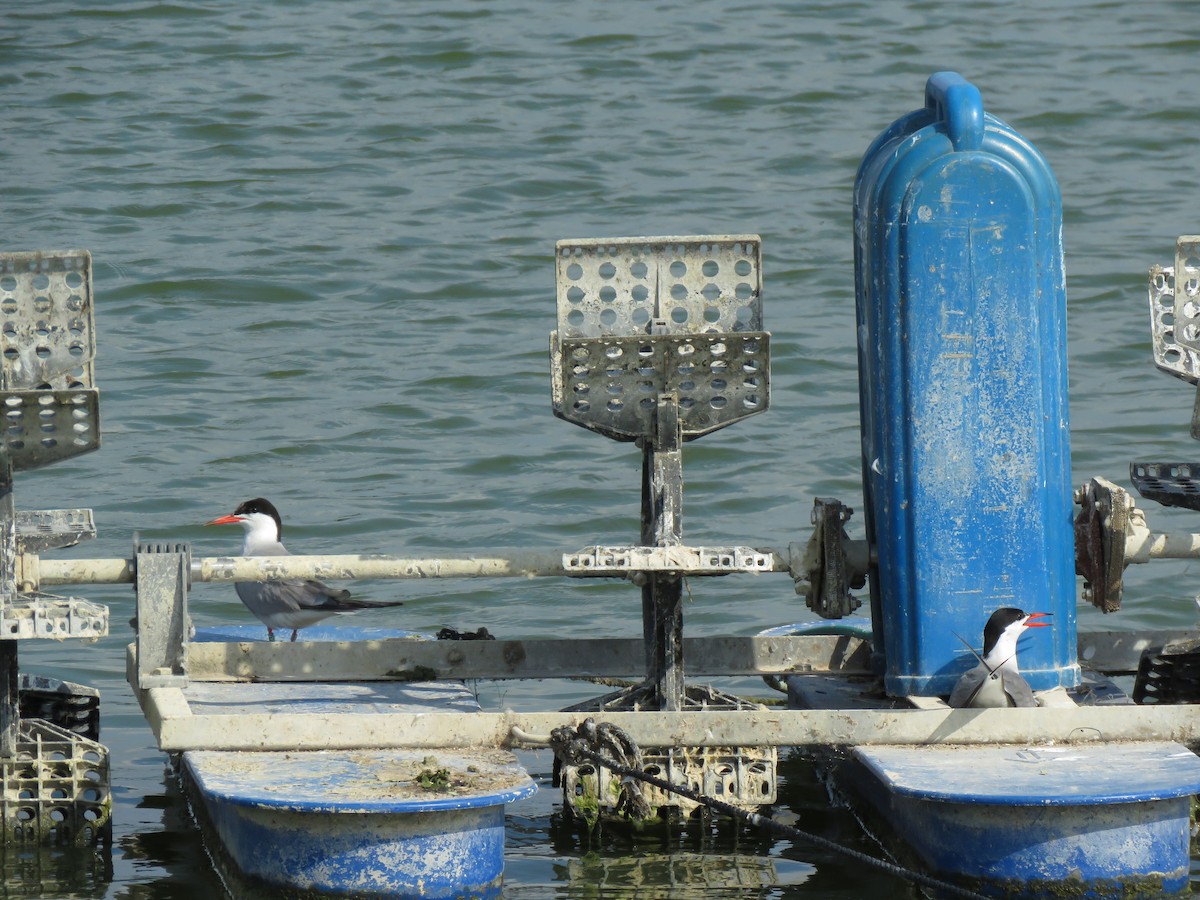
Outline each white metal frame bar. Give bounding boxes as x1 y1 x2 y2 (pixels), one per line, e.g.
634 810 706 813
136 686 1200 752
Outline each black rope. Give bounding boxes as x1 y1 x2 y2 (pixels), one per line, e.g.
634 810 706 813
549 720 990 900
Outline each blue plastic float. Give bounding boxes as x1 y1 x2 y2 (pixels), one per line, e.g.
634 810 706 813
180 626 536 899
846 742 1200 896
184 748 535 899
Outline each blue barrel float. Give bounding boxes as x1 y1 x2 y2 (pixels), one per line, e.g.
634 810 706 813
854 72 1078 697
179 626 538 899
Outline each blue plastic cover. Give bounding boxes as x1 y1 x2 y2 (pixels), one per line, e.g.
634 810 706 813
854 742 1200 805
854 72 1076 696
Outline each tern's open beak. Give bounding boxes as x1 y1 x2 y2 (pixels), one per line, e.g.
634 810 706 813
1025 612 1052 628
205 514 243 527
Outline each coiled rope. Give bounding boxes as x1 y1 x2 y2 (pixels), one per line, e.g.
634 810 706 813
548 719 990 900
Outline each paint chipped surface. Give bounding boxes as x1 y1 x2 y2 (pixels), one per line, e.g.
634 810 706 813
185 747 536 812
853 741 1200 804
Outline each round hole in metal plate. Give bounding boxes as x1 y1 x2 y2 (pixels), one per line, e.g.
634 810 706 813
702 259 719 277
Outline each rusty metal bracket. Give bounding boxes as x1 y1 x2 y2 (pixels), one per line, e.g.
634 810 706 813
1074 477 1134 612
798 497 865 620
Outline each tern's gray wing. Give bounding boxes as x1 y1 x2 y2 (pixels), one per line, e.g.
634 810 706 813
234 579 348 625
949 666 994 708
999 670 1037 708
948 665 1038 708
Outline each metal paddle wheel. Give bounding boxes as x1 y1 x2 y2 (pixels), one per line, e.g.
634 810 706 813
0 251 109 844
548 235 776 821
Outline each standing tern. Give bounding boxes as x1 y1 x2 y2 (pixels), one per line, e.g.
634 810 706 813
947 607 1051 708
205 497 402 641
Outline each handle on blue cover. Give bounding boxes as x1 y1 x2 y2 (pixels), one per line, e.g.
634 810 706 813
925 71 984 152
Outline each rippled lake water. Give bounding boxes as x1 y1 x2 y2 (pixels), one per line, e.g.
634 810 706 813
4 0 1200 896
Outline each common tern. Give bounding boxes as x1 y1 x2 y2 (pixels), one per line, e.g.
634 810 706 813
205 497 402 641
947 607 1051 708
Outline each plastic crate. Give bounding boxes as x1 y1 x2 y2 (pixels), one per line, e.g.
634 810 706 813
2 719 110 844
19 674 100 741
562 744 777 822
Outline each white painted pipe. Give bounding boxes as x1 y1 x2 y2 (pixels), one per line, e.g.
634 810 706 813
36 545 795 586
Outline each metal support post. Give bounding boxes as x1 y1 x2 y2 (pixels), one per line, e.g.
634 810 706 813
135 542 191 689
641 395 684 711
0 460 18 757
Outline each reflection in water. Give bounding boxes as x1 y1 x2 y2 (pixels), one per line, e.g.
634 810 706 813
115 769 227 899
0 843 112 899
545 808 811 898
504 753 923 898
554 849 812 898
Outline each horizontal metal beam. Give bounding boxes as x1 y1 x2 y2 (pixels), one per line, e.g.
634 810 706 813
34 531 1200 583
183 634 873 681
164 629 1193 683
139 686 1200 752
37 545 793 586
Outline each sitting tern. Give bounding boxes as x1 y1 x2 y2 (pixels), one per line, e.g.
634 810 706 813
205 497 402 642
947 607 1051 708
